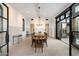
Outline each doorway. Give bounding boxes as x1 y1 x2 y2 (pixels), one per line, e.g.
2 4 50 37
56 10 70 45
61 17 70 44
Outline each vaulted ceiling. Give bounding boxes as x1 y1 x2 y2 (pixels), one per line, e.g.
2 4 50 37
8 3 72 20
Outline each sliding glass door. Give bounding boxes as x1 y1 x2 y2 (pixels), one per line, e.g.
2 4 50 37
57 22 61 39
56 3 79 56
61 20 67 38
71 3 79 48
72 17 79 48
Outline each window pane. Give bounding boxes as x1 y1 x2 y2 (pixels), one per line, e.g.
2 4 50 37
66 11 70 17
72 17 79 51
72 4 79 18
57 22 61 38
61 19 66 22
61 15 64 19
3 19 7 31
66 17 70 23
0 4 7 18
75 5 79 13
61 23 67 37
0 32 7 56
0 18 3 31
57 18 59 22
72 17 79 31
0 4 3 16
0 19 1 31
0 32 6 46
0 7 1 16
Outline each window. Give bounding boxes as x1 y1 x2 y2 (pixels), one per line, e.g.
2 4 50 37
61 19 66 22
72 16 79 47
60 15 64 20
72 4 79 18
0 4 7 32
75 5 79 13
72 17 79 31
0 4 3 31
57 18 59 22
23 18 25 31
66 17 70 23
66 11 70 17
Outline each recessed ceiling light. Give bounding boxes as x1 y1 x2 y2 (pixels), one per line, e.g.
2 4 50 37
46 19 48 20
31 19 34 21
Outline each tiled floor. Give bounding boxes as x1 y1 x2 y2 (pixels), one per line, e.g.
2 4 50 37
9 36 77 56
1 37 79 56
61 38 69 45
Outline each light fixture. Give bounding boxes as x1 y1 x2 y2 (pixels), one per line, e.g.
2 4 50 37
34 3 41 20
46 19 48 21
36 23 42 26
31 18 34 21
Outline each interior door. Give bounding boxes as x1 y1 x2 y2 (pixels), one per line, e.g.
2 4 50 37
45 24 49 36
30 24 34 33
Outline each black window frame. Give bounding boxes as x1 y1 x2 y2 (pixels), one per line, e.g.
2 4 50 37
0 3 9 56
0 4 3 32
72 3 79 18
22 18 25 31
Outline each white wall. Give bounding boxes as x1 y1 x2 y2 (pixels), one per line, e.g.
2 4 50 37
51 18 56 38
48 18 54 38
6 4 25 45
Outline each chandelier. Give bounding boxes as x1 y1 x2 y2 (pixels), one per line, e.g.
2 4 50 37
34 3 42 26
34 3 41 20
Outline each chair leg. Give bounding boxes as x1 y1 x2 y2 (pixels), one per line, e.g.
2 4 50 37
18 38 19 44
31 39 34 46
35 40 37 53
31 40 33 46
0 48 2 55
46 40 48 47
35 46 37 53
41 40 43 53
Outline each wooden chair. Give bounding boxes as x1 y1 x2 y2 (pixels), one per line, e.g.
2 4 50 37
31 33 35 46
43 32 48 46
32 35 44 53
38 35 44 52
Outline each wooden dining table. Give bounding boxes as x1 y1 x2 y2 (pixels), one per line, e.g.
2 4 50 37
32 33 45 53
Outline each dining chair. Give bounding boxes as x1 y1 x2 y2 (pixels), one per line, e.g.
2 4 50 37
43 32 48 46
33 35 43 53
31 32 35 46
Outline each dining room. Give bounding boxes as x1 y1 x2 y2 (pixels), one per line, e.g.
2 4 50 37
1 3 79 56
30 17 49 52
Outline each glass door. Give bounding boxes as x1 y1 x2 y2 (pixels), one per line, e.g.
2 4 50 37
61 20 67 38
57 22 61 39
0 4 9 56
66 18 70 37
72 16 79 56
72 17 79 48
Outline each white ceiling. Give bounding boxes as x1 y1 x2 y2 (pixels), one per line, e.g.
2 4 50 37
8 3 72 20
